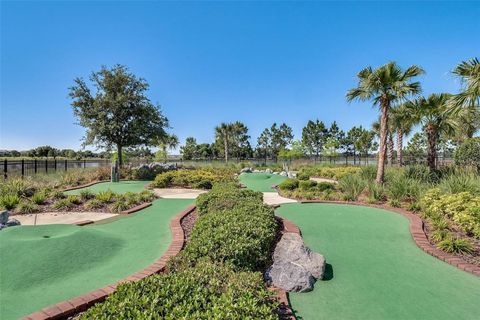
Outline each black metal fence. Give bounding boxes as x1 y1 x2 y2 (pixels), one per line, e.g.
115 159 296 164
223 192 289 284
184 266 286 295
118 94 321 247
1 159 111 179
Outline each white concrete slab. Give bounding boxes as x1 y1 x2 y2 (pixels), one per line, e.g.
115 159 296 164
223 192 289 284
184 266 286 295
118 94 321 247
14 211 117 225
153 188 207 199
262 192 297 206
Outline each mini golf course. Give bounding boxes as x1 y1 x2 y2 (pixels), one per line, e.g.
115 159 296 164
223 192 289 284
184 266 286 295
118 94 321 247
276 203 480 320
0 181 193 319
239 172 287 192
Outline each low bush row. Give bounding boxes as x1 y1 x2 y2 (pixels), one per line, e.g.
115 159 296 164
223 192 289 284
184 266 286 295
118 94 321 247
297 165 361 180
81 183 280 319
152 168 236 189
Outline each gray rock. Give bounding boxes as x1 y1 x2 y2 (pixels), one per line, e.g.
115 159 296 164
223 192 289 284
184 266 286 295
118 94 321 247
265 168 273 174
6 218 21 227
240 167 252 173
280 171 288 177
287 172 296 178
265 233 326 292
0 210 9 224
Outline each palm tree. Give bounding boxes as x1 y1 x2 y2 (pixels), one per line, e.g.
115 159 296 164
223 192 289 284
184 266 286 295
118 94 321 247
390 104 416 166
158 134 179 162
215 123 235 162
451 58 480 110
347 62 424 183
406 93 457 171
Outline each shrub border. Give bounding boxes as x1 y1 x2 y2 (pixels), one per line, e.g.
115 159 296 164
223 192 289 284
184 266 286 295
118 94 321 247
298 200 480 277
23 204 196 320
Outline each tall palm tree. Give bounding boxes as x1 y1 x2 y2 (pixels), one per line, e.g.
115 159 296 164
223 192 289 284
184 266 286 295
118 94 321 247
347 62 424 183
451 58 480 110
215 123 235 162
406 93 457 171
390 104 416 166
158 134 179 162
372 119 395 166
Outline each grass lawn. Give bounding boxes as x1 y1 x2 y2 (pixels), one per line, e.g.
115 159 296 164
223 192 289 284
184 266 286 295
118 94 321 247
239 173 287 192
276 203 480 320
64 180 150 195
0 181 193 319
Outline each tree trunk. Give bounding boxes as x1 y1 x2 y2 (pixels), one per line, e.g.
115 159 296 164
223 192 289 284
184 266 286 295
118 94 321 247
117 144 123 166
426 124 437 171
376 101 389 184
223 132 228 163
396 129 403 166
387 133 394 166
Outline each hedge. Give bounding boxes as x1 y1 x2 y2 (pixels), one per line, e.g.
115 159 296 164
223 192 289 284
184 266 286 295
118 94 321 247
152 168 235 189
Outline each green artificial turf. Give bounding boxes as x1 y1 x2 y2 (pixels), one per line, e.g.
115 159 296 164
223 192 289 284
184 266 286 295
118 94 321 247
64 180 150 195
238 173 287 192
0 181 193 319
276 203 480 320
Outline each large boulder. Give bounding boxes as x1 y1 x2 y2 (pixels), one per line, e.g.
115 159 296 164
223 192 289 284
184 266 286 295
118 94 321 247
265 232 325 292
265 168 273 174
240 167 252 174
0 210 9 224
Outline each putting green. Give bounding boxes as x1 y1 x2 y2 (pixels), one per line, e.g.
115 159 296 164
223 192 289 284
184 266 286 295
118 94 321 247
276 203 480 320
65 180 150 195
0 181 193 320
239 173 287 192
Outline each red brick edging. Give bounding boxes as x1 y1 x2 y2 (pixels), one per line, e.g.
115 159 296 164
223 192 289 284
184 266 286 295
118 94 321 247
121 202 152 214
298 200 480 277
62 180 109 192
23 204 196 320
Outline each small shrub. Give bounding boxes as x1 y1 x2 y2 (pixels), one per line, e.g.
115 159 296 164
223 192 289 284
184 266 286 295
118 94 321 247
455 137 480 171
296 172 310 180
403 165 437 183
152 169 234 189
85 199 103 210
138 190 156 202
317 182 335 192
338 175 366 201
79 189 95 200
15 201 38 214
67 195 81 205
360 166 377 181
278 179 299 191
438 173 480 195
109 200 129 213
430 230 450 243
388 199 401 208
50 190 65 199
95 190 116 203
0 194 20 210
437 236 474 254
53 198 73 210
0 178 36 197
386 175 424 203
367 182 386 203
299 180 317 190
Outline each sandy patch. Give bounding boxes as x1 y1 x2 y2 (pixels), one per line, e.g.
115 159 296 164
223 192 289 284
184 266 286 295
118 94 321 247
153 188 207 199
14 211 117 226
262 192 297 206
310 177 338 184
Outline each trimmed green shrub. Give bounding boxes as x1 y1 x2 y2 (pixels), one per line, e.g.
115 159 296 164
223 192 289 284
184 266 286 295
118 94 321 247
138 190 156 202
79 189 95 200
80 260 278 320
31 191 47 205
152 168 235 189
437 236 474 254
317 182 335 192
296 172 310 181
0 194 21 210
95 190 116 203
299 180 317 190
85 199 103 210
67 195 81 205
386 175 424 203
278 178 299 191
455 137 480 171
109 200 129 213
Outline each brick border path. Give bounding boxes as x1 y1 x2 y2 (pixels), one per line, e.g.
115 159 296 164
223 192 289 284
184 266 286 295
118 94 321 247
23 204 196 320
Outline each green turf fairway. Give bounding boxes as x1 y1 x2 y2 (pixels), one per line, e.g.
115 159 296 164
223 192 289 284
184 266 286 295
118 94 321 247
276 203 480 320
0 182 193 319
239 172 287 192
64 180 150 195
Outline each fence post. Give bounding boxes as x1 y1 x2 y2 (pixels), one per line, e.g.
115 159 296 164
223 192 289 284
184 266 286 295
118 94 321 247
84 159 86 169
65 159 68 171
3 159 7 179
34 159 37 174
21 159 25 178
54 159 57 171
45 159 48 173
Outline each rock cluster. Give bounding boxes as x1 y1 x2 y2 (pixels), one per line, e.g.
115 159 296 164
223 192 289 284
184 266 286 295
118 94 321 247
0 210 21 231
265 232 325 292
239 167 297 178
133 162 177 180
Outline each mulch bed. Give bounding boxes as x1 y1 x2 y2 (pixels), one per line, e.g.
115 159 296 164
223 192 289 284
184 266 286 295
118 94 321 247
423 219 480 267
180 209 198 241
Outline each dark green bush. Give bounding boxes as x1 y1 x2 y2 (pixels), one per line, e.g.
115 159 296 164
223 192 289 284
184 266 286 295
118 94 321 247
455 137 480 171
296 172 310 180
317 181 335 191
278 178 299 191
81 259 278 320
299 180 317 190
152 168 235 189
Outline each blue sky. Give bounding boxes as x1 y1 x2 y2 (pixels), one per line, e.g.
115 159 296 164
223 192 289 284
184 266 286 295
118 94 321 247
1 1 479 151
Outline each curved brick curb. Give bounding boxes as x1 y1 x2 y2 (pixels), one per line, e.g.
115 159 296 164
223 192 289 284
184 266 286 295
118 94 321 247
298 200 480 277
23 204 196 320
62 180 109 192
121 202 152 214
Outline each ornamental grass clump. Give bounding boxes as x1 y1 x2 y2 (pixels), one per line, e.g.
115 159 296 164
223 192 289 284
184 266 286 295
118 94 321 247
0 194 20 210
338 174 366 201
15 201 38 214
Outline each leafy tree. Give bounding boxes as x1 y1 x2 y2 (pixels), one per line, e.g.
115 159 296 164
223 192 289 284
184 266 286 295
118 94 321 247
405 133 426 160
278 140 305 163
345 126 364 164
301 120 327 160
180 137 198 160
406 93 458 170
256 128 271 163
356 129 377 164
455 137 480 171
390 104 416 165
270 123 293 160
197 143 214 160
451 57 480 110
69 64 168 165
347 62 424 183
34 145 57 158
